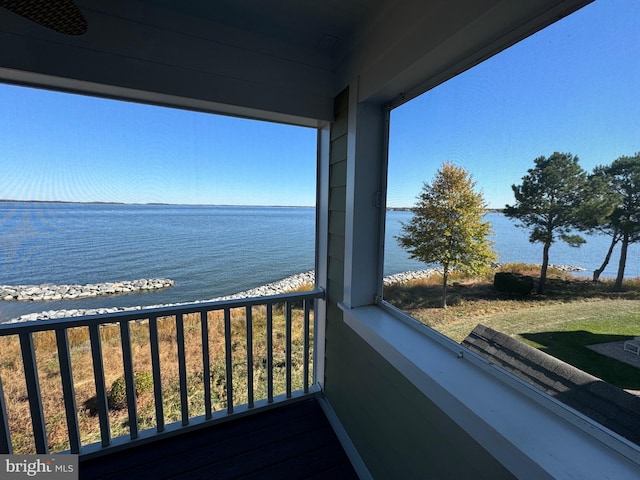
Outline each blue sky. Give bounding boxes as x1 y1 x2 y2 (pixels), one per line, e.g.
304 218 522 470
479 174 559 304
388 0 640 208
0 0 638 208
0 88 318 206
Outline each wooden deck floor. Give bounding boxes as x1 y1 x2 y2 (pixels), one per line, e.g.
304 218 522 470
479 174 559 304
79 397 359 479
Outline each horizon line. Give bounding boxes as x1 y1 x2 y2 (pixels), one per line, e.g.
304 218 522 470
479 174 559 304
0 199 316 208
1 199 507 212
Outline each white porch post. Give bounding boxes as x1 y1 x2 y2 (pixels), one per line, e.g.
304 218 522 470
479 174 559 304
314 121 330 388
343 83 388 308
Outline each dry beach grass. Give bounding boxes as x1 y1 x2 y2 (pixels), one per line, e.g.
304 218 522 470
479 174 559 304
2 265 640 453
0 305 313 454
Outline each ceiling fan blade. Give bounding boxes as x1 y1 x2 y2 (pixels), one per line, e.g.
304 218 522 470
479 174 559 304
0 0 87 35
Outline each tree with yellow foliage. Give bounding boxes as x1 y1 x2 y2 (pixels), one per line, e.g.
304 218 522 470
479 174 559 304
397 162 496 307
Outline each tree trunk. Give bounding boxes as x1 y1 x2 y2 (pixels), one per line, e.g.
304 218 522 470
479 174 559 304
441 268 449 308
614 232 629 291
538 241 551 294
593 233 619 282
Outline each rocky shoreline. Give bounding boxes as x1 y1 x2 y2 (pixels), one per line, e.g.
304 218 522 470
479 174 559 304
0 278 175 302
211 271 316 300
2 265 586 323
4 271 319 323
383 269 439 285
5 270 402 323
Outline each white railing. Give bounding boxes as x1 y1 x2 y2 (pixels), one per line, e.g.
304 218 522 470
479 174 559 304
0 288 323 457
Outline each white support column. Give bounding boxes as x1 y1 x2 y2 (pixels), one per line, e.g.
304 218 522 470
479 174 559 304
314 121 331 387
343 83 388 308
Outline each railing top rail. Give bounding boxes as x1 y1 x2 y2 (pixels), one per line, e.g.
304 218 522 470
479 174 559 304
0 288 324 336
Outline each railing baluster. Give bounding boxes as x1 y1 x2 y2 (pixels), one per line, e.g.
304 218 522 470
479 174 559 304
246 306 254 409
200 311 212 420
175 314 189 426
224 308 233 414
303 299 311 394
285 302 292 398
89 324 110 448
19 332 48 453
55 328 81 453
0 288 322 454
0 374 13 454
148 316 164 433
266 303 273 403
119 321 138 439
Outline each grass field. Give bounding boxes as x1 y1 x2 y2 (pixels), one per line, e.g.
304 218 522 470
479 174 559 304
2 265 639 454
0 304 313 454
384 265 640 390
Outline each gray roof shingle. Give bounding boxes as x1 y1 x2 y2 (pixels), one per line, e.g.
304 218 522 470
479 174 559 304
462 324 640 445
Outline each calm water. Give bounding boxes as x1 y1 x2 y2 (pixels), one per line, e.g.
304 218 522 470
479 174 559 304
0 203 315 322
0 203 638 322
385 211 640 279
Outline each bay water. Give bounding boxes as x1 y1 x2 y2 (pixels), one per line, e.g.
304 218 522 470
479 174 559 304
0 202 637 322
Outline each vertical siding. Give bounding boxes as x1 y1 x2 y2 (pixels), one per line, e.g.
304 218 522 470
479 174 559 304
326 88 348 312
324 88 348 408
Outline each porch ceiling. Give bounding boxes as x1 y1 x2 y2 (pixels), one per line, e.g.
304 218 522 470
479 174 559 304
0 0 591 125
142 0 381 54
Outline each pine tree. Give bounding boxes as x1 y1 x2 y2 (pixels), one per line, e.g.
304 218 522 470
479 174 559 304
396 162 496 307
505 152 588 294
601 153 640 290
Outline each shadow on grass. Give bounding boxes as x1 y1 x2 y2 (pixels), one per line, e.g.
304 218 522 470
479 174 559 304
464 324 640 446
520 330 640 390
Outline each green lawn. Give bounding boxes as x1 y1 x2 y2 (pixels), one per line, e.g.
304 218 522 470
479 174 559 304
466 300 639 389
384 270 640 390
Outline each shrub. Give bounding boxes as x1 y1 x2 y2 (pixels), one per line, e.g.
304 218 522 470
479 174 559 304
494 272 534 295
108 371 154 410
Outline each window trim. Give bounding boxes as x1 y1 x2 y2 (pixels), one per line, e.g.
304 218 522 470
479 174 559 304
340 300 640 478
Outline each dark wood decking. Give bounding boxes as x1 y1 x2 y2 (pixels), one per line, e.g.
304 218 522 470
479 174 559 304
79 397 359 480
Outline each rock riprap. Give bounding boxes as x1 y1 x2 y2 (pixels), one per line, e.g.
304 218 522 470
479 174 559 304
212 271 316 301
382 269 440 285
5 270 434 323
0 278 175 302
6 273 317 323
2 266 589 323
